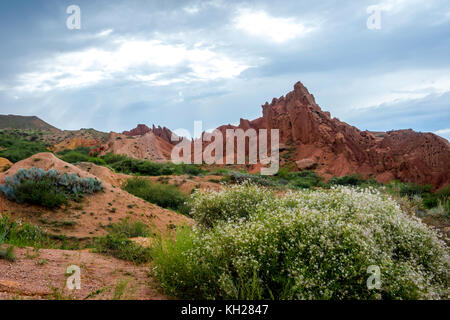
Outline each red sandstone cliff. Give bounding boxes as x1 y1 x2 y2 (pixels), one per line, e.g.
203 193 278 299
123 124 176 145
215 82 450 189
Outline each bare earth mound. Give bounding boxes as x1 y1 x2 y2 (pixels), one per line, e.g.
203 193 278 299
0 153 191 239
91 132 173 162
75 162 130 188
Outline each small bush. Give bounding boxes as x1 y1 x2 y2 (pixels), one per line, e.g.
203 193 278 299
102 153 128 164
123 178 189 214
399 183 433 198
59 151 90 163
0 214 55 248
94 233 151 264
13 178 67 208
328 174 366 186
0 231 15 262
287 171 323 189
106 219 150 238
93 220 152 264
88 157 107 166
0 168 103 208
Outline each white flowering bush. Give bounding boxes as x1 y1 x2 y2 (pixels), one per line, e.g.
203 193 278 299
189 184 275 228
151 184 450 300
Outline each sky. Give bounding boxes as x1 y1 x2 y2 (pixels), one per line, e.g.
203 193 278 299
0 0 449 140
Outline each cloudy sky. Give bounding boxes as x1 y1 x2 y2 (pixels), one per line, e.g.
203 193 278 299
0 0 449 140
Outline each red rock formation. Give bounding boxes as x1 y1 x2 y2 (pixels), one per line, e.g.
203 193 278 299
212 81 450 189
123 124 176 145
123 124 151 136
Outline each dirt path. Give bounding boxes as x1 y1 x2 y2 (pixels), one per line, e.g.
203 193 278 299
0 247 166 300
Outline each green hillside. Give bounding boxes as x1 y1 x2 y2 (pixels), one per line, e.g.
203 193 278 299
0 114 60 132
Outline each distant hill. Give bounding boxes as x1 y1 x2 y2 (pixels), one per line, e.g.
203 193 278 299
0 114 60 132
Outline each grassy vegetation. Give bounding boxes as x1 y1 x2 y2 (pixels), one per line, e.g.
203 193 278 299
150 184 450 300
102 153 204 176
386 181 449 213
0 168 103 209
93 219 151 264
0 215 55 248
0 230 16 262
105 218 150 238
57 150 205 177
57 147 107 166
0 130 48 162
123 177 189 215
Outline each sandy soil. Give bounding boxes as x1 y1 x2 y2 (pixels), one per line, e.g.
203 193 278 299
0 247 165 300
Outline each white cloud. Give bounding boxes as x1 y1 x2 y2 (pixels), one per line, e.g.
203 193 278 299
234 10 316 43
345 69 450 110
434 128 450 141
96 29 114 37
377 0 430 13
13 39 250 92
184 5 200 14
434 128 450 134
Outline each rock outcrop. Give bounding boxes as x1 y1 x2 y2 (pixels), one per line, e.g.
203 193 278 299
123 124 176 145
214 82 450 189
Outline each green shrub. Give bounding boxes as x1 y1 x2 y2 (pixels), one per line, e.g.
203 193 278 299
328 174 366 186
93 233 151 264
88 157 107 166
399 183 433 198
101 153 204 176
422 196 439 209
13 178 67 208
57 146 91 156
0 168 103 208
123 178 189 214
189 183 274 228
0 214 55 248
287 171 323 189
93 220 152 264
276 167 291 180
102 153 128 164
59 151 90 163
0 230 15 261
151 184 450 300
0 131 48 162
106 219 150 238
